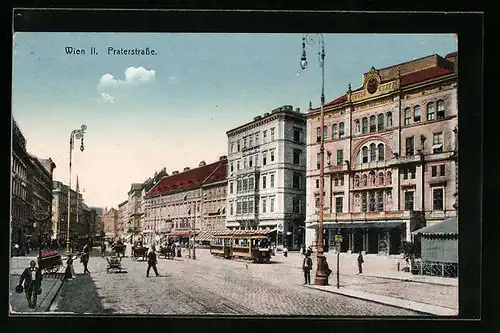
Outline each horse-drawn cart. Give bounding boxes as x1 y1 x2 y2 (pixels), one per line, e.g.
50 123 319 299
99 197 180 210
112 243 127 258
38 252 63 273
131 246 148 261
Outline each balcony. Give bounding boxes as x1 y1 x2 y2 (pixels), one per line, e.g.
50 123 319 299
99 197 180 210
352 159 395 171
395 154 423 165
323 210 423 221
325 163 348 173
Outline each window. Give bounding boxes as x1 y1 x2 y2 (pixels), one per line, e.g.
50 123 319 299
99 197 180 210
255 133 259 145
354 175 360 187
242 201 248 214
387 171 392 185
433 188 444 210
293 173 301 189
229 182 233 194
369 170 376 185
316 127 321 143
270 174 275 188
427 103 435 121
270 150 275 162
237 201 242 214
242 179 248 192
378 114 384 131
293 128 301 143
340 176 344 186
378 172 384 185
293 149 301 165
378 144 385 161
237 161 240 170
243 157 247 169
339 122 345 138
249 200 254 214
377 191 384 211
362 174 368 186
263 130 268 142
243 137 247 149
249 135 253 147
336 149 343 166
262 198 267 213
433 132 443 153
406 136 414 156
355 120 360 133
315 196 320 208
335 197 343 213
404 191 414 210
270 197 275 212
230 161 234 172
249 177 254 189
237 140 241 151
370 143 377 162
262 176 267 189
403 168 408 180
437 100 445 119
326 152 331 165
230 142 234 153
431 165 445 177
387 112 393 127
370 116 376 132
361 192 367 212
323 126 328 140
316 153 321 169
293 198 300 213
315 179 320 188
255 154 259 167
404 107 411 125
414 105 421 122
332 124 338 139
262 152 267 165
362 118 368 134
270 127 275 141
249 157 253 168
362 146 368 163
334 177 339 187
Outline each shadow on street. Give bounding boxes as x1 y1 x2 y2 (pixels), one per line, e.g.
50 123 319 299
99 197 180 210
53 274 106 314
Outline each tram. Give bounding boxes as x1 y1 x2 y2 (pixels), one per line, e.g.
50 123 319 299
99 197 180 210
210 231 272 263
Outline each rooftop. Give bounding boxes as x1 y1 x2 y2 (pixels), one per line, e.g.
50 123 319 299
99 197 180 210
145 158 227 198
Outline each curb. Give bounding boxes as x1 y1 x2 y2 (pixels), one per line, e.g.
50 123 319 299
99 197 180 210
44 278 65 312
303 285 457 316
360 274 458 287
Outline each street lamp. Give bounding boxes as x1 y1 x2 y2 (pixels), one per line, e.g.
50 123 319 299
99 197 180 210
300 34 330 286
66 124 87 256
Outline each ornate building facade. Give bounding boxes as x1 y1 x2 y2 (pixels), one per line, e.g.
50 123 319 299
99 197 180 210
306 52 458 256
51 180 83 241
226 105 307 250
102 207 118 240
143 157 227 245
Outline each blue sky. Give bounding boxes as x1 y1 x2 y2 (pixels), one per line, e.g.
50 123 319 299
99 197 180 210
12 33 457 208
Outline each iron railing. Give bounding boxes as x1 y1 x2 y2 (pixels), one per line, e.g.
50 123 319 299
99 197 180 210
412 260 458 278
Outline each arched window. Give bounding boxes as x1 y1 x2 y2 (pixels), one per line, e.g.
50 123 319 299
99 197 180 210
369 116 376 132
323 125 328 140
316 127 321 142
331 124 337 139
354 175 360 187
370 143 377 162
427 102 435 121
339 122 345 138
355 119 360 133
378 114 384 131
362 174 368 186
387 112 393 127
369 170 376 185
378 143 385 161
334 177 339 186
437 100 445 119
414 105 421 122
361 146 368 163
387 171 392 185
379 172 385 185
404 107 411 125
362 118 368 134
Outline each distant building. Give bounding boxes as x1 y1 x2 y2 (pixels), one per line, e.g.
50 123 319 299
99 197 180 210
226 105 307 250
305 52 458 255
144 157 228 245
51 181 84 241
117 200 128 239
89 206 104 239
102 207 118 240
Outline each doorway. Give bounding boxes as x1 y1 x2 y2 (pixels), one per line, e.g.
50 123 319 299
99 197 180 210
389 229 403 255
353 230 363 253
367 229 379 254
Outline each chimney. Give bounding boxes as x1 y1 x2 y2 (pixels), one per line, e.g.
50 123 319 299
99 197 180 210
199 161 207 167
172 171 179 175
183 167 190 172
264 113 270 116
219 155 227 161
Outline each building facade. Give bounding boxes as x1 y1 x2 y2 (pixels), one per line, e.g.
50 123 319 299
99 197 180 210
226 105 307 250
144 157 228 245
305 52 458 256
89 207 104 239
28 154 56 242
117 200 128 240
51 181 84 241
102 207 118 240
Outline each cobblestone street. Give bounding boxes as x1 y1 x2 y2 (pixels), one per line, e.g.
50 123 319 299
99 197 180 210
48 248 425 316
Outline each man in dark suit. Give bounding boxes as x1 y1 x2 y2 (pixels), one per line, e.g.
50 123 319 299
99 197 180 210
19 260 43 308
146 248 159 277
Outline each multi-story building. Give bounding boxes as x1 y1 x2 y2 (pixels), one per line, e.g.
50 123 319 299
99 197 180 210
305 52 458 256
226 105 307 250
127 183 145 242
144 157 228 244
89 206 104 239
117 200 128 239
28 154 56 242
102 207 118 240
51 180 84 241
11 120 33 250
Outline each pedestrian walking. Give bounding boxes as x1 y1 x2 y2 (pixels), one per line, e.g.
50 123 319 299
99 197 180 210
300 244 305 256
146 248 159 277
81 251 90 274
18 260 43 308
101 242 106 256
64 254 75 280
302 252 313 285
357 252 364 274
283 246 288 258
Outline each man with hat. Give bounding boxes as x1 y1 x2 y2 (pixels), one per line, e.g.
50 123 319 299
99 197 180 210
18 260 43 308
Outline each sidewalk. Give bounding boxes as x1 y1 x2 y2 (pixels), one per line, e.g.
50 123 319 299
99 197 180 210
9 274 64 314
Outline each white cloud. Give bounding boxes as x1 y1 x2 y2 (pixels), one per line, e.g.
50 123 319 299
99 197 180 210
100 92 116 103
97 66 156 100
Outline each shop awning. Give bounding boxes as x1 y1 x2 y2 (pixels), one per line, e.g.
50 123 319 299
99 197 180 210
167 231 195 237
412 216 457 236
307 221 405 229
196 230 222 242
214 229 277 237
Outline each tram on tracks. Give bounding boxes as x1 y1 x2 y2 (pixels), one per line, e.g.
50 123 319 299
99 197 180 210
210 230 273 263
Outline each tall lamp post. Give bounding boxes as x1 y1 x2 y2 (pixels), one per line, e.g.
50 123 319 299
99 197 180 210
300 34 330 286
66 125 87 256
